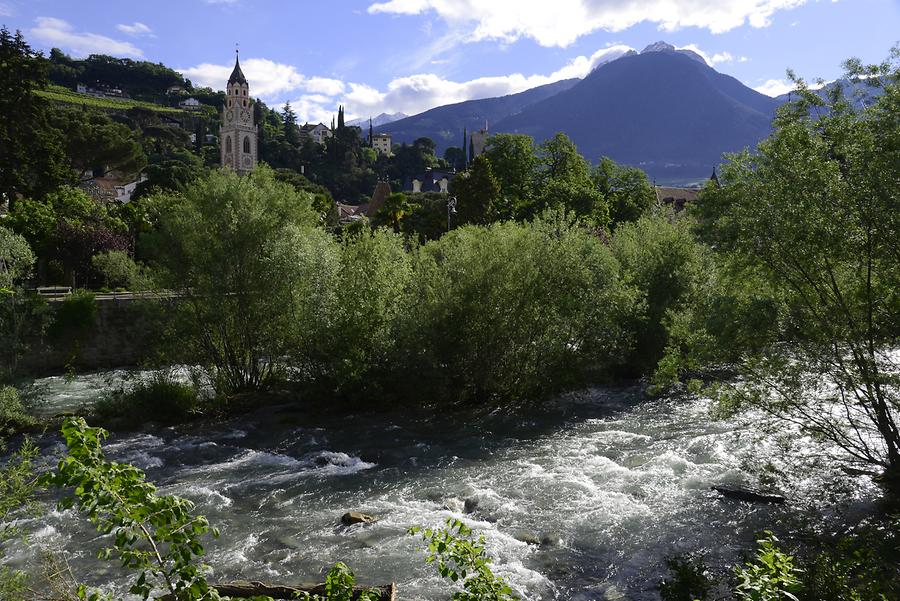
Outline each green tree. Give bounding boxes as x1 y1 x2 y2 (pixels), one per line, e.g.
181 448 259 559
147 166 318 395
444 146 466 172
282 101 301 146
528 133 606 225
0 26 69 211
48 106 147 179
449 155 500 226
374 192 413 232
0 228 46 380
610 211 713 376
482 134 537 219
0 227 35 290
593 156 656 226
696 52 900 489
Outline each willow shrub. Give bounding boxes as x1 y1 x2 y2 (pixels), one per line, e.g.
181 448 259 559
296 228 414 402
148 165 319 395
399 212 636 405
609 211 715 378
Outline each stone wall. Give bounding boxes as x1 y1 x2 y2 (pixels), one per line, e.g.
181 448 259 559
19 296 159 375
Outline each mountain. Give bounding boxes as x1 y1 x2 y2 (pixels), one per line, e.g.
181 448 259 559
374 78 580 152
494 44 781 181
347 112 408 128
775 78 884 111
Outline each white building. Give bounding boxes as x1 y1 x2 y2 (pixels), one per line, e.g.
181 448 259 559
300 123 333 145
372 133 392 156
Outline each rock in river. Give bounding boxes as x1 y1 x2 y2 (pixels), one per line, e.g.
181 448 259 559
341 511 377 525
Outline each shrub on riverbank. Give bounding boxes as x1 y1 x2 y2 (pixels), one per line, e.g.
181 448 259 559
400 212 636 404
92 373 199 428
0 386 38 437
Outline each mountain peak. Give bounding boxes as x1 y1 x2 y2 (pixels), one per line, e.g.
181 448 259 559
641 41 676 54
640 41 707 65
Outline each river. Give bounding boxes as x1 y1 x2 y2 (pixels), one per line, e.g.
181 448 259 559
6 371 879 600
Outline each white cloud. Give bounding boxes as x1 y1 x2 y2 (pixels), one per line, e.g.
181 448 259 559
304 77 346 96
116 22 154 37
0 3 14 17
754 78 795 96
30 17 144 57
368 0 809 47
677 44 735 65
179 58 304 97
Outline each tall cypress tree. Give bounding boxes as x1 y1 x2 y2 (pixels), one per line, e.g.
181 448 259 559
468 135 475 169
337 105 345 129
0 26 68 210
462 127 468 168
368 117 373 146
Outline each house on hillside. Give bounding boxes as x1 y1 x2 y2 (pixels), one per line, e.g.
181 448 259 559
167 85 186 95
655 187 700 212
299 123 333 145
335 181 393 224
178 97 201 110
372 133 392 156
406 169 455 194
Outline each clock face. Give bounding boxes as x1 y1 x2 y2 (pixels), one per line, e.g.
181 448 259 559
226 109 234 122
240 110 250 123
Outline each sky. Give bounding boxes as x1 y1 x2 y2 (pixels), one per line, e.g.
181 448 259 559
3 0 899 124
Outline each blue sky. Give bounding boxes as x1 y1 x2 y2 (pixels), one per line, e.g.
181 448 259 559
3 0 899 123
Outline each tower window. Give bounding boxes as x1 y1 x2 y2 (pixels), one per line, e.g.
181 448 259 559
243 100 247 107
243 89 247 96
243 136 251 153
226 136 232 153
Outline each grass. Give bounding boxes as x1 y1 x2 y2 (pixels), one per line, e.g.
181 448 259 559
36 84 190 115
92 373 201 429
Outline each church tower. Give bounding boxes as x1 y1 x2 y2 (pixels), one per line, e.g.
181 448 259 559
221 50 257 175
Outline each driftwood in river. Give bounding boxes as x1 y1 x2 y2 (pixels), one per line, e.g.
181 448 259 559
711 484 786 504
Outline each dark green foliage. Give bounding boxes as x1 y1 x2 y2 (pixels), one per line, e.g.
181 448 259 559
694 52 900 484
450 155 500 225
92 374 199 429
0 226 35 291
48 290 96 340
593 156 656 226
610 212 711 376
409 518 519 601
659 554 711 601
403 212 634 403
0 386 38 437
0 288 48 381
148 166 318 395
0 431 40 601
0 27 70 211
733 533 803 601
294 563 382 601
48 106 147 178
42 417 218 600
298 228 412 402
798 524 900 601
47 49 189 104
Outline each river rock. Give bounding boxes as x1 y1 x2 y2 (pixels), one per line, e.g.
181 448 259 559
515 532 541 546
711 484 785 504
540 533 562 547
341 511 377 525
464 498 479 513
